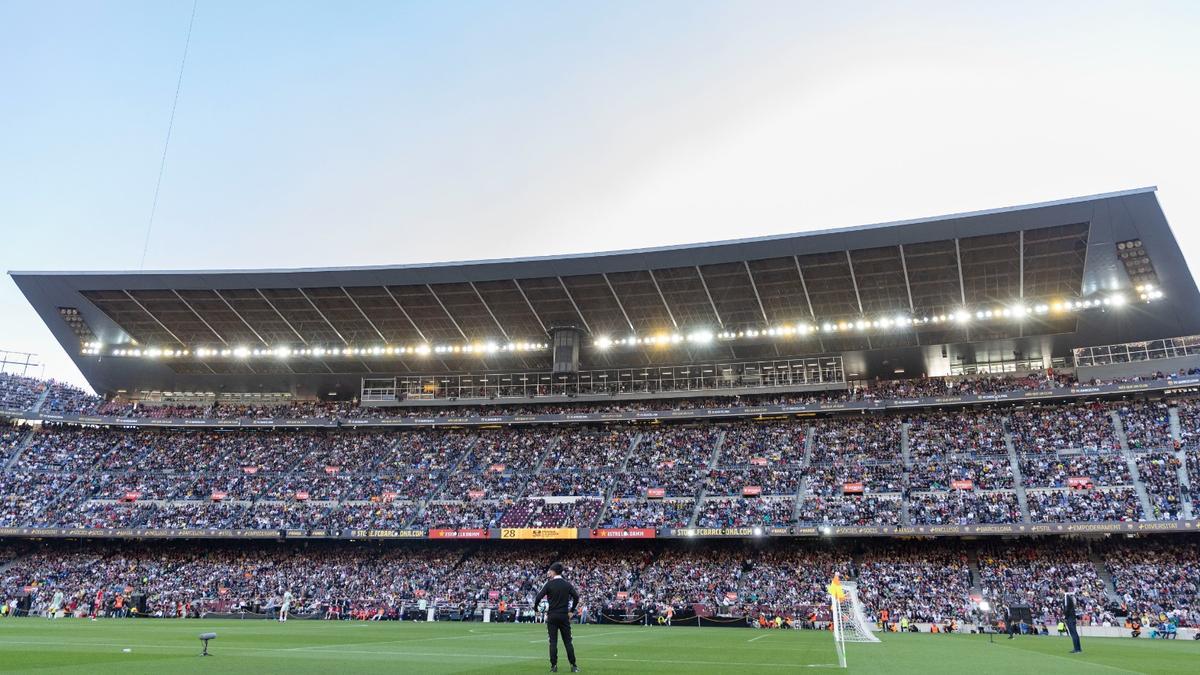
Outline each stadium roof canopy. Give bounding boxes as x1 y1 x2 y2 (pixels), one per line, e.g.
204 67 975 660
11 187 1200 397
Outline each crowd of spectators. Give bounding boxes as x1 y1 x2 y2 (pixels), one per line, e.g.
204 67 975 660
908 491 1022 525
1135 452 1186 520
799 495 901 526
0 537 1195 627
1008 403 1120 453
10 393 1200 530
694 498 794 528
1119 402 1174 449
1019 454 1130 489
856 542 973 622
1026 488 1142 523
906 411 1007 461
977 540 1112 626
0 373 44 412
1103 539 1200 627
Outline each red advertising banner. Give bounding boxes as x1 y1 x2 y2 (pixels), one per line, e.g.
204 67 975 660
488 590 500 600
725 592 738 601
428 528 488 539
951 480 974 490
123 491 141 502
616 591 628 601
592 528 656 539
380 491 397 502
211 491 227 501
842 482 865 494
295 491 310 501
749 457 769 466
742 485 763 497
1067 476 1093 489
489 464 506 473
646 487 666 499
467 490 486 500
324 466 340 475
242 466 258 474
659 460 676 469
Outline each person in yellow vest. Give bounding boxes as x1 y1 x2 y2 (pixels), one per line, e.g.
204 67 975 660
774 615 782 629
900 616 909 632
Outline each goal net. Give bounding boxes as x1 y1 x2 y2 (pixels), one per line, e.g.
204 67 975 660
830 580 879 668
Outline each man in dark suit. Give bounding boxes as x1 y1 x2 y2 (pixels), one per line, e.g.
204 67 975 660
1063 588 1082 653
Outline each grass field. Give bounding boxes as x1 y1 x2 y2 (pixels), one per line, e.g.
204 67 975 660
0 618 1196 674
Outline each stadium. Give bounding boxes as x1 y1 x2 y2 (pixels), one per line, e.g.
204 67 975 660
1 186 1198 672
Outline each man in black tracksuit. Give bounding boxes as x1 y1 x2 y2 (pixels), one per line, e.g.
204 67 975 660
1063 589 1082 653
534 562 580 672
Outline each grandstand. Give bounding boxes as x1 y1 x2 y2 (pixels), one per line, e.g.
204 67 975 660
3 189 1200 654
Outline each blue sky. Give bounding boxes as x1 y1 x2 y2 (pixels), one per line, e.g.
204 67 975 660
3 1 1199 388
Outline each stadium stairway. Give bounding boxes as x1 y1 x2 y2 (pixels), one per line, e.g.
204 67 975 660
900 422 912 470
686 430 728 528
1 426 36 471
1111 410 1156 520
29 386 50 415
1001 417 1032 522
708 429 728 469
1087 544 1123 605
1167 406 1196 519
592 432 644 527
965 547 983 599
791 425 815 524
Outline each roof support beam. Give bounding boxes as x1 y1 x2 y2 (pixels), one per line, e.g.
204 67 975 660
340 287 389 344
602 273 636 333
844 251 865 315
793 256 817 320
382 286 428 343
121 290 186 348
297 288 349 346
954 238 967 306
1018 229 1025 299
212 290 269 347
695 266 724 328
255 289 309 346
743 261 770 326
513 279 549 336
426 284 469 341
170 289 228 346
557 277 592 334
646 269 678 329
469 282 511 341
897 244 916 313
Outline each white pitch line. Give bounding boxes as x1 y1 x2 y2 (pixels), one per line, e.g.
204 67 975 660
748 632 772 642
0 638 818 668
526 630 630 643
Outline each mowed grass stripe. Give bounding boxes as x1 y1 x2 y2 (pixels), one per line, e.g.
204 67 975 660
0 619 1195 674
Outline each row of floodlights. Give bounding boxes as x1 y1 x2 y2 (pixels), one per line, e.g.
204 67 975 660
594 291 1154 349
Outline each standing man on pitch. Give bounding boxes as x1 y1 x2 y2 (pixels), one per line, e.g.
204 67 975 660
1062 587 1081 653
279 589 293 622
534 562 580 673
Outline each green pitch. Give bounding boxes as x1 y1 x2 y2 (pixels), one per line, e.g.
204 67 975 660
0 618 1195 674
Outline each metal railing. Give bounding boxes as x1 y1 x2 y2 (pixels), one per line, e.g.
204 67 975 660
362 356 845 404
1073 335 1200 367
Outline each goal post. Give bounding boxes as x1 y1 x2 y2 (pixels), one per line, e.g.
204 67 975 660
829 579 880 669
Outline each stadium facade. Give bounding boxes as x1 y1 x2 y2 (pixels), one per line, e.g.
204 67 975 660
2 188 1199 544
9 186 1200 400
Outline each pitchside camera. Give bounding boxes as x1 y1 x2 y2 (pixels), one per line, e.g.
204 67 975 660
199 632 217 656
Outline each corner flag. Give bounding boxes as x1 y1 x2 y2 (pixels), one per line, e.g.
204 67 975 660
827 573 846 602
